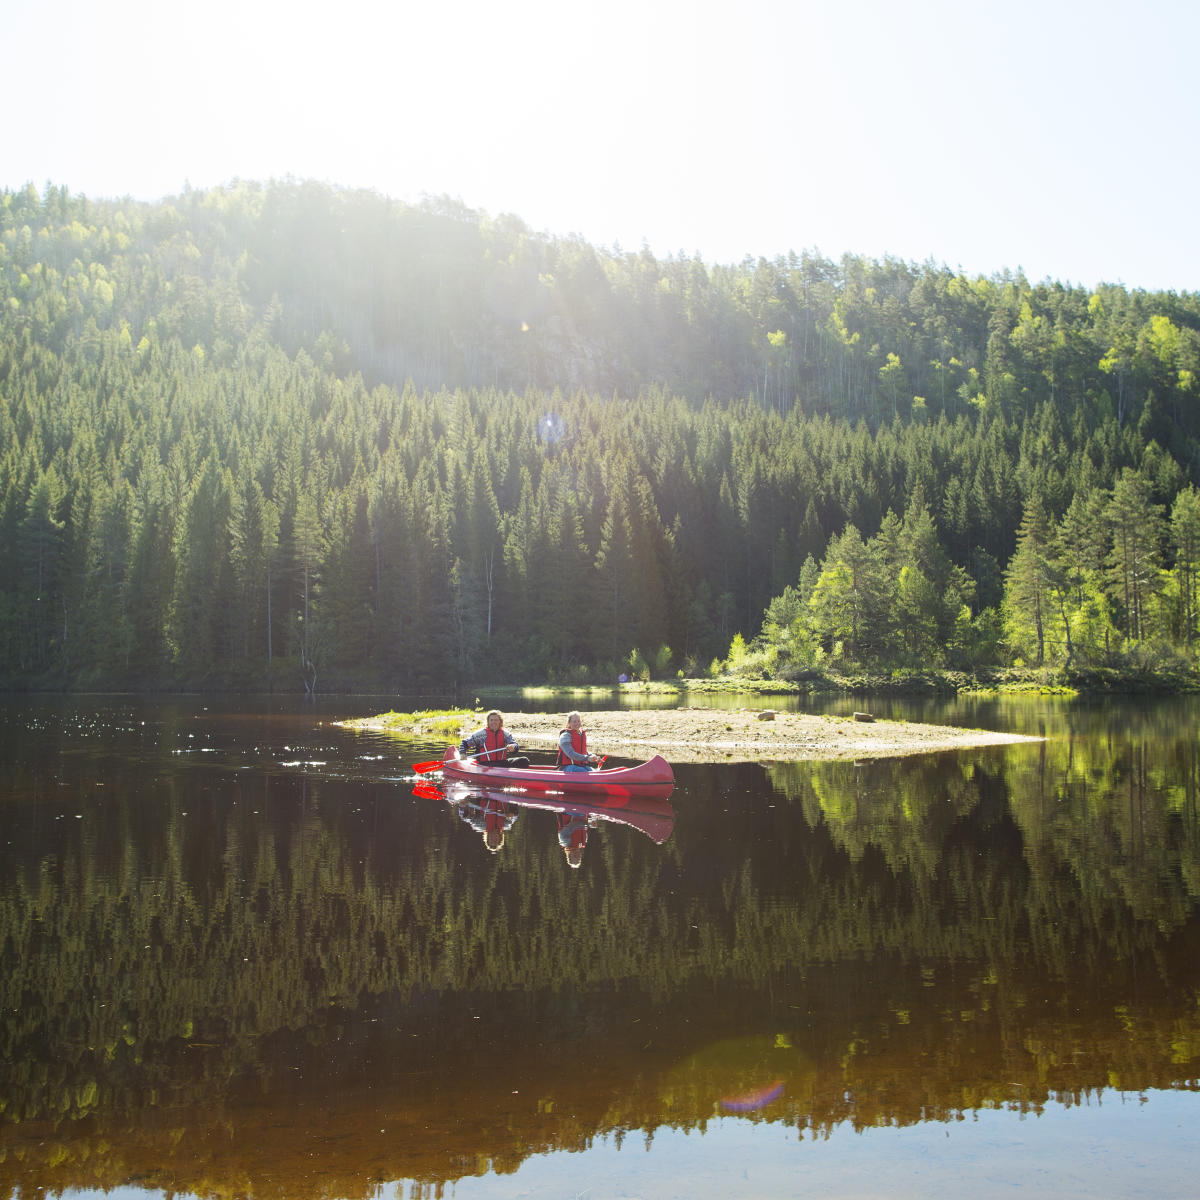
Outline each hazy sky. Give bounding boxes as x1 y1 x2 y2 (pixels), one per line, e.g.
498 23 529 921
7 0 1197 291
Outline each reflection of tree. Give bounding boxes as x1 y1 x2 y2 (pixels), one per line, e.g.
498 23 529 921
2 733 1200 1196
1005 734 1200 936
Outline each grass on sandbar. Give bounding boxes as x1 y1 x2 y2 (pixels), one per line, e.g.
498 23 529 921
340 708 474 736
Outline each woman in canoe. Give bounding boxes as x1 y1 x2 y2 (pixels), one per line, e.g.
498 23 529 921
557 711 601 773
459 710 531 768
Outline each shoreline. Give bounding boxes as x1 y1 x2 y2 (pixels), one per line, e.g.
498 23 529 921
351 707 1044 764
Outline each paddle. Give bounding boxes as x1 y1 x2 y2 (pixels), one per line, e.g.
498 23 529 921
412 757 449 774
412 746 515 774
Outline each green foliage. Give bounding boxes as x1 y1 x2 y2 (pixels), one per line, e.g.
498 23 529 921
652 644 674 677
2 180 1200 688
626 647 650 682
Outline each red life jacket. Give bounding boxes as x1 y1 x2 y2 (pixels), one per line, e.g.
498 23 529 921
483 727 509 762
556 727 587 767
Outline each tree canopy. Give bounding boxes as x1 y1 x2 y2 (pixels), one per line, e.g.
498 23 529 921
2 179 1199 689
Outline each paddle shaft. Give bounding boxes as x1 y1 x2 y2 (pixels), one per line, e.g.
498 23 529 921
412 743 523 774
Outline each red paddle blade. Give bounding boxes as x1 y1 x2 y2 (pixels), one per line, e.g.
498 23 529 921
412 781 443 800
412 759 446 774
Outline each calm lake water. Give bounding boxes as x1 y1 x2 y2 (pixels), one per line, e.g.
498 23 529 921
1 690 1198 1200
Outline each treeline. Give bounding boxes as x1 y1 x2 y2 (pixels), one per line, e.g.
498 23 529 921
2 179 1200 689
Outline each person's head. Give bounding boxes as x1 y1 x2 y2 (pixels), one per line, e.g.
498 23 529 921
484 829 505 852
566 711 583 730
564 845 584 869
486 710 503 731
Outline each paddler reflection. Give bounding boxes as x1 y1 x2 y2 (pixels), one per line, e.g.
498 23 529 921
557 811 599 868
455 792 519 852
414 779 675 859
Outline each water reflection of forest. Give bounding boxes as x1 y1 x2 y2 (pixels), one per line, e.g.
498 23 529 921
1 728 1198 1197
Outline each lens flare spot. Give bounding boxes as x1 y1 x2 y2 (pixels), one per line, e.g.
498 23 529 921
720 1080 784 1112
538 413 566 444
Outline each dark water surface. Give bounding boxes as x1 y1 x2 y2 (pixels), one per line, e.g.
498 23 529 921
1 692 1198 1199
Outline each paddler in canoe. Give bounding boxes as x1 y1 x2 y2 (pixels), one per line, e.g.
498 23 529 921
458 710 531 768
557 710 602 773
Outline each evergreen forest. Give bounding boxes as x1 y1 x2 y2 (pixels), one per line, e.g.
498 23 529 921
3 178 1200 691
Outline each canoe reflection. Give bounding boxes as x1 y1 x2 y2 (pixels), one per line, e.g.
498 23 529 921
413 778 676 849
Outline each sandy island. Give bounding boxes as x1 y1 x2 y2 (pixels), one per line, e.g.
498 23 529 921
370 707 1043 765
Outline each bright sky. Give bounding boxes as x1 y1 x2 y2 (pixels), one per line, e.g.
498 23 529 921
7 0 1198 292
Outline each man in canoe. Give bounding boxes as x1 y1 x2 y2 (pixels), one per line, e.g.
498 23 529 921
459 710 531 768
557 711 601 772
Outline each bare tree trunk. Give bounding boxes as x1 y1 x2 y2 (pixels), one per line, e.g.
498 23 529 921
484 545 495 639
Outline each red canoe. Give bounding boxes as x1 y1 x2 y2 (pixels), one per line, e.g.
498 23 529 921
436 746 674 794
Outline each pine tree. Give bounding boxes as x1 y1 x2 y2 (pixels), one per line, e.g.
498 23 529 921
292 489 325 693
1105 469 1166 643
1170 485 1200 648
594 477 636 668
1003 497 1054 665
809 524 888 665
17 467 65 670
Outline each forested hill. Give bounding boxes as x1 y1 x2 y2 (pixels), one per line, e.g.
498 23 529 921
3 178 1200 692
